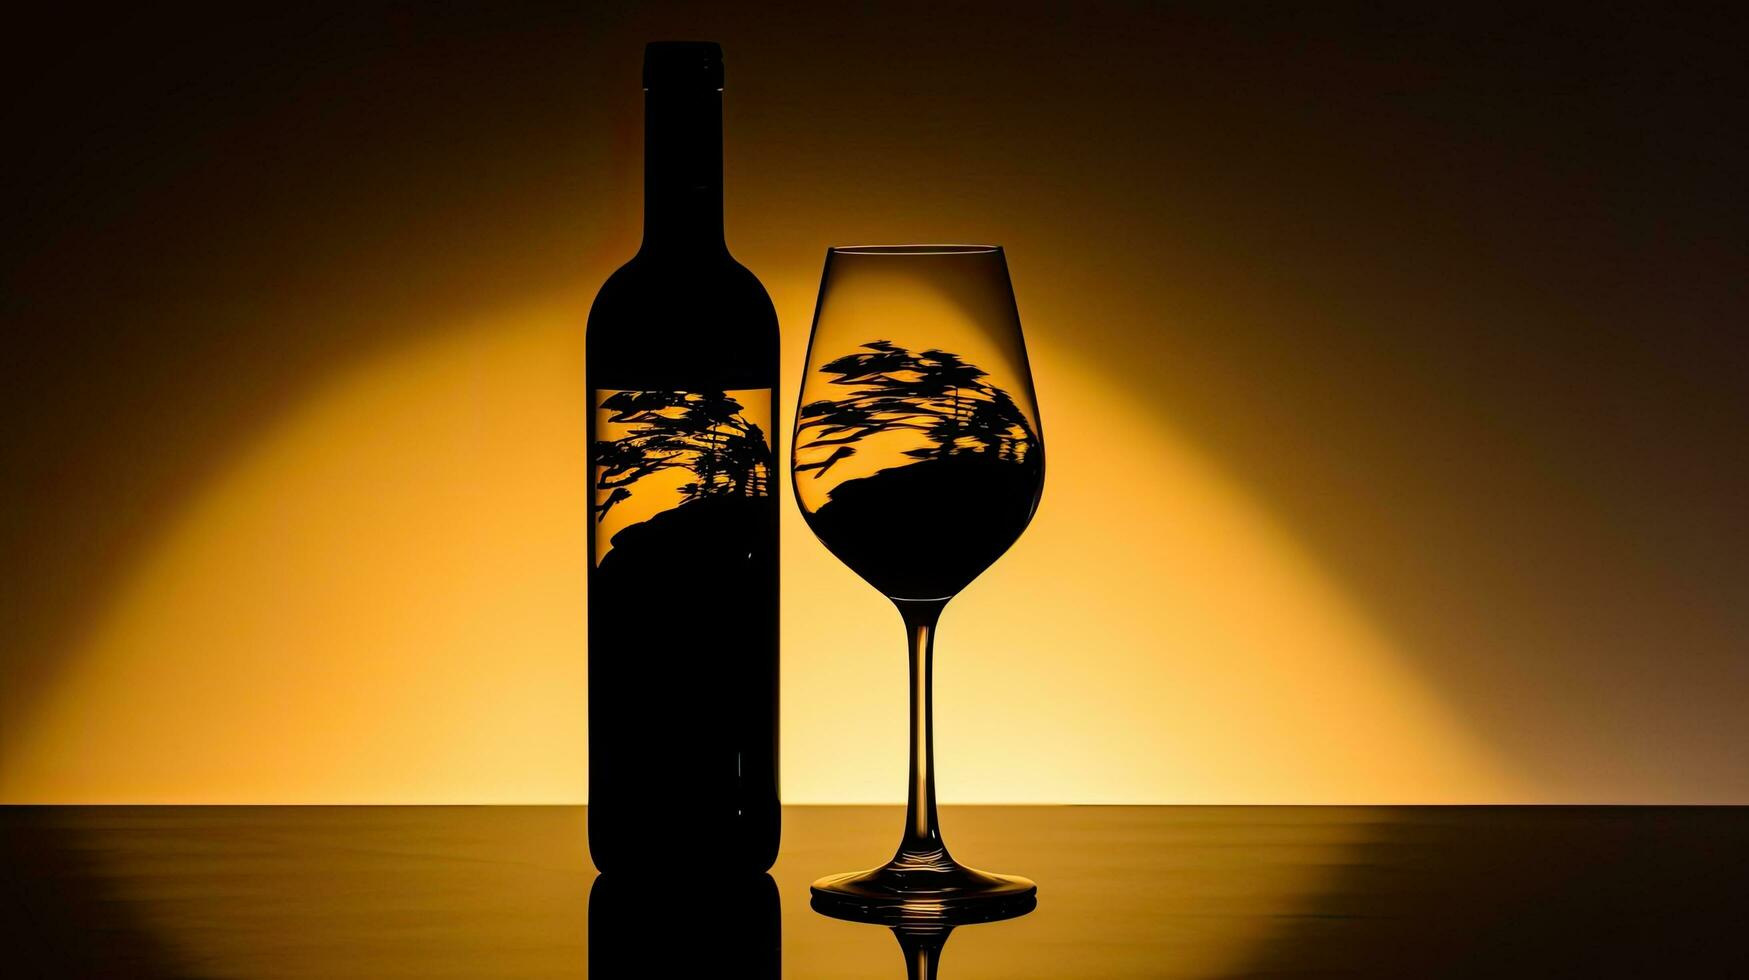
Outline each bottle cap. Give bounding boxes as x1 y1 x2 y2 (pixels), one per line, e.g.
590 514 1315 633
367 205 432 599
643 41 724 91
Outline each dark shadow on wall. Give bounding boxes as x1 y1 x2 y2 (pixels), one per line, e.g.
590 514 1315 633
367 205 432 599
0 3 642 743
1221 808 1749 978
1025 5 1749 801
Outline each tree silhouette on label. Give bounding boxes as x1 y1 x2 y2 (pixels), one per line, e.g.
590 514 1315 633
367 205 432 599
592 389 772 573
796 342 1043 600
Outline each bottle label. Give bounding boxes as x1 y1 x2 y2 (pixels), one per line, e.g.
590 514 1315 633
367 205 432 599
590 388 775 568
588 386 779 834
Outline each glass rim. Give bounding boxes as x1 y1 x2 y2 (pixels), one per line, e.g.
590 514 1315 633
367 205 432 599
828 244 1002 256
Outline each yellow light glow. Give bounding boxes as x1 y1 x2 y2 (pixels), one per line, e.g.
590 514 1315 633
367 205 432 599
0 287 1517 803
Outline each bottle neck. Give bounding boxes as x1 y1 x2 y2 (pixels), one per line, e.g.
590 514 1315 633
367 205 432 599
642 89 724 254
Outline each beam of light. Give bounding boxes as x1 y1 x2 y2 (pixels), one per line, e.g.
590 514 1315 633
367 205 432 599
0 286 1516 804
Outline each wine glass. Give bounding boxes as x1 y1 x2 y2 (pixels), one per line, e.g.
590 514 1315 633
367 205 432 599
793 245 1045 913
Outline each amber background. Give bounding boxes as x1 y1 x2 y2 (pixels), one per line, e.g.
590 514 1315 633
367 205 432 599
2 3 1744 803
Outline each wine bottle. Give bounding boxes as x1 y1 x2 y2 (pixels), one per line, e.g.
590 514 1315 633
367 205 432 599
586 42 780 873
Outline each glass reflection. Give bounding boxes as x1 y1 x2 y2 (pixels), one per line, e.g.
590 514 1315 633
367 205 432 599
587 873 780 977
811 890 1036 979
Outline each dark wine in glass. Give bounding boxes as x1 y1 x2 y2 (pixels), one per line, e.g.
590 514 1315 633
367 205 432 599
794 245 1045 913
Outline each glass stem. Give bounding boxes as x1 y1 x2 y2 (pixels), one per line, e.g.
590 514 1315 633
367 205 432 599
895 598 950 862
896 930 948 980
907 944 937 980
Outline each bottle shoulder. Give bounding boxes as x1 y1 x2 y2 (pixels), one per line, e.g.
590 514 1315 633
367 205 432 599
587 251 778 389
589 251 774 318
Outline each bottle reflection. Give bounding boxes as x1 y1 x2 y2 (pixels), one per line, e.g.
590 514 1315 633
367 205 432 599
588 873 779 976
811 893 1037 980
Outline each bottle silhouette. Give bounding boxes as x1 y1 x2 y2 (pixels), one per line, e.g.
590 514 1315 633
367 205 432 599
586 42 780 874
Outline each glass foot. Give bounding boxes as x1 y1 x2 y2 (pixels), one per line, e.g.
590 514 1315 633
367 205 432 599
811 847 1036 919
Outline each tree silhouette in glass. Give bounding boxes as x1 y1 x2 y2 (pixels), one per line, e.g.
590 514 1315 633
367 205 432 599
795 341 1036 478
795 341 1042 600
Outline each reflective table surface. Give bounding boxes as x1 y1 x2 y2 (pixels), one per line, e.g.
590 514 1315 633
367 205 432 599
3 805 1745 977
